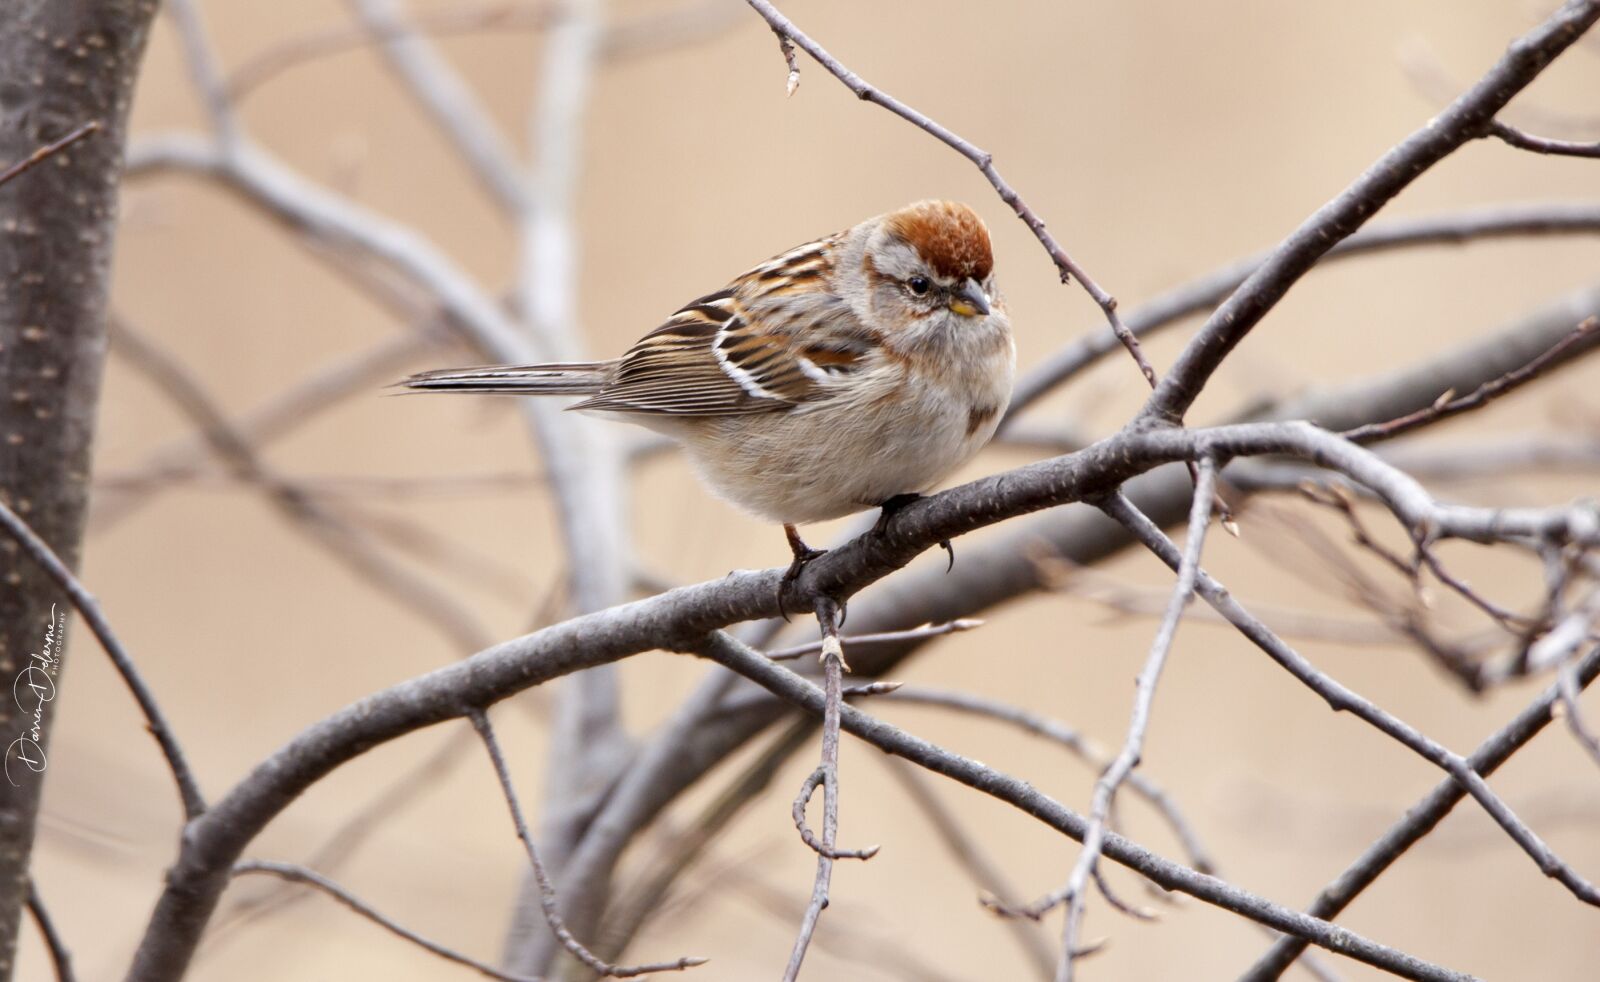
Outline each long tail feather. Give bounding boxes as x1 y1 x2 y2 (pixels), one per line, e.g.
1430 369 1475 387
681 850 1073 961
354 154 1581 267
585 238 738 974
398 362 611 396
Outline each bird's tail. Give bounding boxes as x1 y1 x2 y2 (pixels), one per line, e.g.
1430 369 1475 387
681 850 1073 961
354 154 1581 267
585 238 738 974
397 362 612 396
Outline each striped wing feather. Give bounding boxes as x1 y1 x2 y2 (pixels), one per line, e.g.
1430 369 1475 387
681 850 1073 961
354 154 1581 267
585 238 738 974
572 235 865 417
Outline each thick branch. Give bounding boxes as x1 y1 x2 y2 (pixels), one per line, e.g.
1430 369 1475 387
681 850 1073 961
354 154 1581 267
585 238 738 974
0 2 159 971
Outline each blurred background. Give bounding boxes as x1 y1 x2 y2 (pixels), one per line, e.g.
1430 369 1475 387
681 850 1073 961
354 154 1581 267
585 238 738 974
22 1 1600 978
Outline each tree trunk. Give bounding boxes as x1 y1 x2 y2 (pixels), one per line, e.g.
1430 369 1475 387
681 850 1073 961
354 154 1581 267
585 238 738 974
0 1 158 976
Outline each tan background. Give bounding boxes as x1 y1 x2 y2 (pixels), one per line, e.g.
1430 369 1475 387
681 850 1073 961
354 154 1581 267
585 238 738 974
20 1 1600 979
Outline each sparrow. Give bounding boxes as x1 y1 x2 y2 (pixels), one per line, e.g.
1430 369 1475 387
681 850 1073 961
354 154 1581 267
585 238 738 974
402 200 1015 611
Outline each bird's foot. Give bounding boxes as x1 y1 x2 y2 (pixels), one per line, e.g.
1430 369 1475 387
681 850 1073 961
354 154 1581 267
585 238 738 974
779 523 827 622
874 494 955 573
872 493 923 537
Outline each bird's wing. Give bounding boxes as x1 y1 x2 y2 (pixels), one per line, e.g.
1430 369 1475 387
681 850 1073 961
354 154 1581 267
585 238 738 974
571 235 874 417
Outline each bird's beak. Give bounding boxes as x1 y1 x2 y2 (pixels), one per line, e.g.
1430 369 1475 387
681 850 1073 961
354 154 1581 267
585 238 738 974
949 278 991 317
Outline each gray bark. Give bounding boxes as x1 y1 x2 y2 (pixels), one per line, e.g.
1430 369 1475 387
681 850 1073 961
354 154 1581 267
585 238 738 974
0 1 158 975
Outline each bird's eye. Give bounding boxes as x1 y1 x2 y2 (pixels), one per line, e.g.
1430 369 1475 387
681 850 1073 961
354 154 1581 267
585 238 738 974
907 276 931 296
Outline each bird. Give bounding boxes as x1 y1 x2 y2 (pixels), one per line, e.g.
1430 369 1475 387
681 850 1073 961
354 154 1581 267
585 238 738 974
401 200 1015 613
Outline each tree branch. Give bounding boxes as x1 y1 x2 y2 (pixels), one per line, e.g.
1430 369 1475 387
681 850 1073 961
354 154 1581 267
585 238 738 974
740 0 1157 386
0 1 160 969
1051 459 1215 981
0 501 204 820
1141 0 1600 422
1007 203 1600 422
469 710 705 978
695 632 1471 982
1241 643 1600 980
26 881 73 982
1486 119 1600 159
231 860 541 982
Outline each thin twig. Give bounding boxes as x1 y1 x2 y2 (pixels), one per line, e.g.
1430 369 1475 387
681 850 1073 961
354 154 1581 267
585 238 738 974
1142 0 1600 423
1341 317 1599 443
92 330 441 532
1102 489 1600 909
468 710 707 977
205 726 477 948
0 500 205 819
883 759 1056 979
0 120 99 189
1048 460 1215 982
783 596 858 981
1558 645 1600 770
791 765 879 862
1486 119 1600 158
767 619 983 661
740 0 1157 386
883 686 1215 876
1008 203 1600 421
1241 642 1600 980
598 720 817 960
108 317 496 654
27 881 75 982
231 860 540 981
698 632 1473 982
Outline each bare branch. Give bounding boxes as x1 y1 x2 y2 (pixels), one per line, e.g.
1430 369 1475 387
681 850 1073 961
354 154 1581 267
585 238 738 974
791 767 879 862
882 759 1056 979
1242 642 1600 980
108 316 495 653
207 726 475 948
0 121 99 189
1486 119 1600 158
1142 0 1600 422
468 710 707 978
1047 460 1215 981
1342 317 1599 444
124 415 1600 978
232 861 539 981
767 619 983 661
166 0 238 145
0 500 204 819
882 686 1215 876
783 597 870 981
1102 485 1600 907
740 0 1157 386
1009 203 1600 420
696 632 1472 982
25 882 73 982
348 0 531 212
